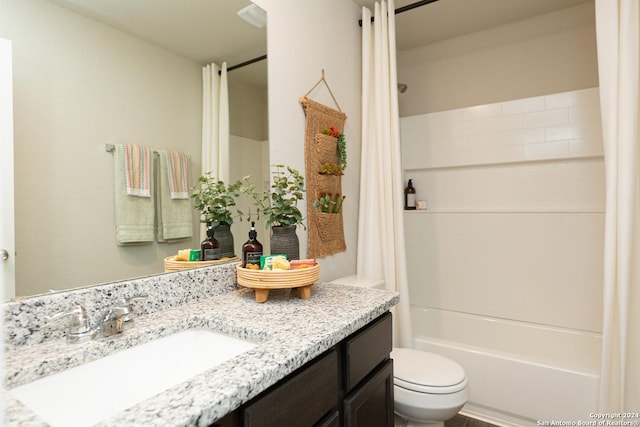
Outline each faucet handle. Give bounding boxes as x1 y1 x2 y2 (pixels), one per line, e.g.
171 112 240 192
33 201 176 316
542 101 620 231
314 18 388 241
116 293 148 324
48 304 94 343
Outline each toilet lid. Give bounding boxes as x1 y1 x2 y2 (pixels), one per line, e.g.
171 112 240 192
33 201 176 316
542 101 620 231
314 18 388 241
391 348 467 394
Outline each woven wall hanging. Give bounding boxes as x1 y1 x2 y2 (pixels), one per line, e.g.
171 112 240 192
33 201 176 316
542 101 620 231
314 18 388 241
300 73 348 258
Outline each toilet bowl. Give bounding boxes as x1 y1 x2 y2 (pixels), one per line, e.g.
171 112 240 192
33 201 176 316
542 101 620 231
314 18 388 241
329 276 469 427
392 347 468 427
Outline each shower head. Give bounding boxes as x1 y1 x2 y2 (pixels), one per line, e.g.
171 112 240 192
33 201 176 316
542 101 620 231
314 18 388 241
397 83 408 94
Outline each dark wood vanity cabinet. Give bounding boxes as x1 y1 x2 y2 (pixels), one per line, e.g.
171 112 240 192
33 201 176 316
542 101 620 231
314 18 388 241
342 311 394 427
244 349 340 427
213 312 394 427
343 359 394 427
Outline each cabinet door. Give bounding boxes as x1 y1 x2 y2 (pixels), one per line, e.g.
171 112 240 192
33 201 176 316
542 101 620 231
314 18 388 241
315 411 340 427
344 312 392 392
243 348 339 427
212 410 240 427
343 359 394 427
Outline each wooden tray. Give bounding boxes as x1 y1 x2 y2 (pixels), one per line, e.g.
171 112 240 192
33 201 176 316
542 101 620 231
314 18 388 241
236 262 320 302
164 255 239 272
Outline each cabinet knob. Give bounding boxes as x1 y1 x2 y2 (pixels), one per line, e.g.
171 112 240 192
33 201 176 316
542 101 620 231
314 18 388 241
1 249 8 261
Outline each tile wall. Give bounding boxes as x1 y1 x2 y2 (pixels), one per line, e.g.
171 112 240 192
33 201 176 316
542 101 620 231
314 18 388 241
401 88 605 334
401 88 602 170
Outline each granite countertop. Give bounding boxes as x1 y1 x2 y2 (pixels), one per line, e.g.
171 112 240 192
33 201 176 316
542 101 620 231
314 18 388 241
4 281 398 426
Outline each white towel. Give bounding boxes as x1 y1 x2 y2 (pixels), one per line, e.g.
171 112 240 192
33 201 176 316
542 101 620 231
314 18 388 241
113 144 154 245
155 150 193 242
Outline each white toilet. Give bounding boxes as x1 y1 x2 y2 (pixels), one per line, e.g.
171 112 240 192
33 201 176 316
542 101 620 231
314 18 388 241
391 347 468 427
330 276 469 427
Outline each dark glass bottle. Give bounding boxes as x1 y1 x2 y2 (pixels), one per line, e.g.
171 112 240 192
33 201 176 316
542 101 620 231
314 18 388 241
404 179 416 210
242 222 263 268
201 227 221 261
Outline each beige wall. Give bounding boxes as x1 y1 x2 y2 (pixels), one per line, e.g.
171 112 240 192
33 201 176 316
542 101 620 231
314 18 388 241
397 2 598 116
229 79 268 141
253 0 363 282
1 0 203 295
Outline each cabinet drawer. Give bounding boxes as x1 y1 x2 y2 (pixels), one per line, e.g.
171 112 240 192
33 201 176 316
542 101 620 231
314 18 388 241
243 348 339 427
344 312 392 392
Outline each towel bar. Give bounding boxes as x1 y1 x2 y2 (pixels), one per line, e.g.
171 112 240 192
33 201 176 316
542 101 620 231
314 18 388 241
105 144 190 159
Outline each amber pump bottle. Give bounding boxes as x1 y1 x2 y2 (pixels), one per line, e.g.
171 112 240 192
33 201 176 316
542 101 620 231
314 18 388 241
404 179 416 210
242 222 263 268
201 227 221 261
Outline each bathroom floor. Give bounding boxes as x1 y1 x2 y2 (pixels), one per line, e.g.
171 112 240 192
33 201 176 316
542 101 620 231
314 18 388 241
394 414 498 427
446 414 498 427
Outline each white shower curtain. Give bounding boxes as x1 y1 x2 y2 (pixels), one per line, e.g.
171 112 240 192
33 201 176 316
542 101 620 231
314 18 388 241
359 0 412 348
202 62 229 181
201 62 229 239
595 0 640 411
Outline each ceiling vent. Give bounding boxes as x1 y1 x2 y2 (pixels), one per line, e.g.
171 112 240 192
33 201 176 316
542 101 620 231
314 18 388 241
237 4 267 28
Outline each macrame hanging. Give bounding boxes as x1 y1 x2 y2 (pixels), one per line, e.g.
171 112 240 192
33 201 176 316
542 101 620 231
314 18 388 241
300 71 347 258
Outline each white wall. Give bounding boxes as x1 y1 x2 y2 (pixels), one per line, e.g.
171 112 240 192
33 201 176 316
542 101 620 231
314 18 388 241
1 38 16 299
398 2 598 116
1 0 203 295
253 0 363 282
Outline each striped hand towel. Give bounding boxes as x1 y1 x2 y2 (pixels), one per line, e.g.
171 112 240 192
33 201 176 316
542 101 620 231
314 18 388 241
122 143 151 197
113 144 154 245
165 150 190 199
156 150 193 242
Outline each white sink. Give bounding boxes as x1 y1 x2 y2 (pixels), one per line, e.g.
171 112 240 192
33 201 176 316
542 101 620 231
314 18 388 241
9 329 257 427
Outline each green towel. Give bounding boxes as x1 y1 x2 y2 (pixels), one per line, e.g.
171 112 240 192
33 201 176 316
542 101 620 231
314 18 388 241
155 150 193 242
113 144 154 245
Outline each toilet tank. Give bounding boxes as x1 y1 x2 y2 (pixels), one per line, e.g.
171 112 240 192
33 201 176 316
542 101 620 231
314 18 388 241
329 275 385 290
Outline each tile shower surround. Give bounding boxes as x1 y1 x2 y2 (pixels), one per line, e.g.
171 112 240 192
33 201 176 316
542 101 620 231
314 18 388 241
3 263 399 426
401 87 602 170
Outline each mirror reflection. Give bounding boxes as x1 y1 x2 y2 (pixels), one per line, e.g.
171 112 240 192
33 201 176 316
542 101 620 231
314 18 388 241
1 0 268 298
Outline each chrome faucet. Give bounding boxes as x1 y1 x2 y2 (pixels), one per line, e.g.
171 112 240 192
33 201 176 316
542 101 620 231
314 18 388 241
49 294 148 343
114 294 148 330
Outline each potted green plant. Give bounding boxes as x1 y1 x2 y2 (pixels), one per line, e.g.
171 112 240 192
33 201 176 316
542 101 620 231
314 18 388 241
244 164 306 260
319 125 347 173
313 192 345 214
192 173 248 258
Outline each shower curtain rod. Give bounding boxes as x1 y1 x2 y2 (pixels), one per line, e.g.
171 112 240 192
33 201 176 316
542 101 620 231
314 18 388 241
218 54 267 75
358 0 440 26
217 1 438 71
218 1 438 70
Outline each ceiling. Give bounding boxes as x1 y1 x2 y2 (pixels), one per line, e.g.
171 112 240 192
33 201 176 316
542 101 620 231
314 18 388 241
47 0 268 88
48 0 593 89
355 0 593 50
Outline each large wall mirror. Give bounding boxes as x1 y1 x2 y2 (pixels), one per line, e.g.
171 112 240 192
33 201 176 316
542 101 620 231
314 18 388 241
1 0 268 298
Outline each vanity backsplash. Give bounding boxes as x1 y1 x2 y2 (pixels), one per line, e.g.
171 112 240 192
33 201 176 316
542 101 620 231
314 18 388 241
3 262 239 351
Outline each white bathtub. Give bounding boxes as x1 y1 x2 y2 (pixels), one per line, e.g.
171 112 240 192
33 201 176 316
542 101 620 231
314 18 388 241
410 306 601 427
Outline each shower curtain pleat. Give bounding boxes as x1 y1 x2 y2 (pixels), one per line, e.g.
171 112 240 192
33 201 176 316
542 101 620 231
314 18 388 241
201 62 229 239
595 0 640 411
358 0 413 348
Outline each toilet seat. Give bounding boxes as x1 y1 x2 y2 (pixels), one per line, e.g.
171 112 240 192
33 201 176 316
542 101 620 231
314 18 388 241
391 348 468 395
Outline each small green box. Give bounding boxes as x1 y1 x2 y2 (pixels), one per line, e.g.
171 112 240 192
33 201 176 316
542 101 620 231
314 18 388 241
260 254 287 270
189 249 201 261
